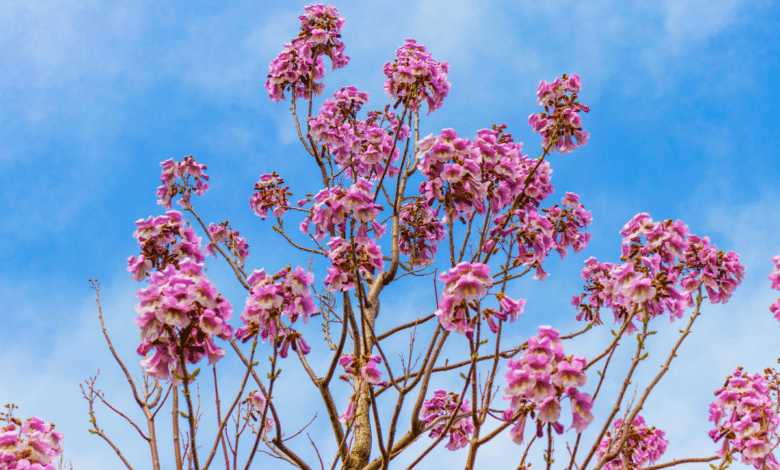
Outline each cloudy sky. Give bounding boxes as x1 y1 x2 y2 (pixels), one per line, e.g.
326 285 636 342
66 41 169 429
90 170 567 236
2 0 780 469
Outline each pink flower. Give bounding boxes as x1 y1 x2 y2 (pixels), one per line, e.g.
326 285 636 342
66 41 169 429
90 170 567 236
596 415 668 470
529 74 589 154
398 198 446 268
499 295 526 322
383 39 450 114
339 399 356 424
0 415 63 469
709 368 778 465
264 4 349 102
503 326 592 444
508 413 527 444
567 389 594 433
361 356 387 386
551 357 587 389
156 156 210 210
249 391 275 434
420 390 473 451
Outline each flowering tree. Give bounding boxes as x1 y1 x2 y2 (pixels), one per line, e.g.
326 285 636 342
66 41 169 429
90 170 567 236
6 4 780 470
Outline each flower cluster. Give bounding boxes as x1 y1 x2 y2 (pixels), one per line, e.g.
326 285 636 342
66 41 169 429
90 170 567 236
503 326 594 444
205 222 250 268
249 391 275 435
234 266 316 358
0 414 63 470
769 255 780 326
433 262 523 338
250 173 290 220
323 232 384 292
595 415 669 470
417 126 554 225
417 129 487 223
265 4 349 102
420 390 474 451
308 87 409 180
157 156 210 210
339 354 387 386
487 192 592 282
572 213 744 334
398 197 446 268
528 73 590 154
135 259 234 383
473 125 536 213
127 211 205 282
382 39 450 114
708 368 780 469
300 178 384 240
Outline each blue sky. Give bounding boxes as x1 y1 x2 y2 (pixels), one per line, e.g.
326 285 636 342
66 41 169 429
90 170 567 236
2 0 780 468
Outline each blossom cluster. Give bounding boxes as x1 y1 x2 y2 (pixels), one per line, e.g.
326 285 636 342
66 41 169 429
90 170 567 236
769 255 780 325
205 222 250 268
339 354 387 386
0 415 63 470
420 390 474 451
127 211 205 282
157 156 210 210
135 259 234 383
323 232 384 292
250 172 290 220
572 213 744 334
234 266 316 358
595 415 669 470
503 326 594 444
265 4 349 102
300 178 384 241
528 73 590 154
434 262 493 337
486 192 592 282
416 126 555 225
307 87 409 180
382 39 450 114
433 262 525 337
708 368 780 469
398 197 446 268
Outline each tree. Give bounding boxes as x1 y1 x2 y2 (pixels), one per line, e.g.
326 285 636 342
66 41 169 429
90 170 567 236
5 4 778 470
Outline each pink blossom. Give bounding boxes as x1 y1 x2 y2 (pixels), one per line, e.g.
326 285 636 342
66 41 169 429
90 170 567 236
575 214 744 331
339 399 356 425
307 88 406 180
128 211 205 282
264 4 349 102
360 356 387 386
551 356 587 389
398 198 446 267
503 326 592 444
323 235 384 293
0 415 63 470
529 73 589 154
134 259 233 383
420 390 473 451
250 172 290 220
567 389 595 433
596 415 668 470
236 266 317 357
709 368 779 466
383 39 450 114
156 156 210 210
249 392 275 434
